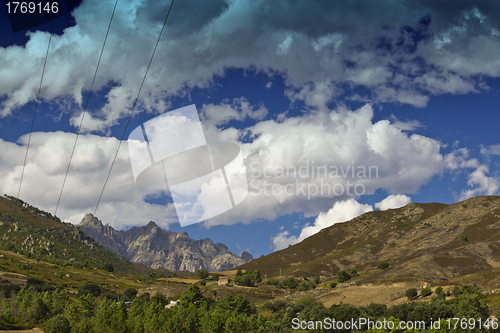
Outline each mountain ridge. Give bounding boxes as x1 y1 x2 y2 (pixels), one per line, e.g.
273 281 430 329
237 195 500 288
78 214 252 272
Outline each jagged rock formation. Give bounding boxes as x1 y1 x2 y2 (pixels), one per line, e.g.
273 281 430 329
78 214 252 272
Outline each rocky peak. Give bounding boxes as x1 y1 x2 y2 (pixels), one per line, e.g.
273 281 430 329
146 221 158 229
78 213 103 229
77 214 253 272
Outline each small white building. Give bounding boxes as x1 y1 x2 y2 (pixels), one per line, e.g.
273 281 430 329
166 300 180 309
218 278 228 286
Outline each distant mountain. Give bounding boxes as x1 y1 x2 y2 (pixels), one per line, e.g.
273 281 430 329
238 195 500 285
78 214 252 272
0 195 134 273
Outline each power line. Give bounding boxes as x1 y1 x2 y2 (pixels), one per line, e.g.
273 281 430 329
54 0 120 216
94 0 176 216
17 17 57 199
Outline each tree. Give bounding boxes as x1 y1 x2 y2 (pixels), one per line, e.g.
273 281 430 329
405 288 418 300
123 288 138 301
330 282 337 289
181 284 206 307
458 234 468 246
234 269 261 287
421 287 432 297
104 263 114 272
78 283 101 297
378 261 389 270
45 314 71 333
195 269 209 280
337 270 351 283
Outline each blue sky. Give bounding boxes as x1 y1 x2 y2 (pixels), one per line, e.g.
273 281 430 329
1 0 500 258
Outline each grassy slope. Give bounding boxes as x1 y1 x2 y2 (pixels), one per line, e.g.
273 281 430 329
238 196 500 288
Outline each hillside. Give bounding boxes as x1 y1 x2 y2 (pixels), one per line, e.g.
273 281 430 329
78 214 253 272
238 195 500 287
0 195 134 273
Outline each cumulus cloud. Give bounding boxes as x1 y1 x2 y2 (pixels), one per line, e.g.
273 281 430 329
273 199 373 251
375 194 412 211
0 99 492 232
2 0 500 127
202 103 447 227
0 132 177 228
459 165 500 200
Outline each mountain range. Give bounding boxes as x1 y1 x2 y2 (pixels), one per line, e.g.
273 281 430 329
78 214 252 272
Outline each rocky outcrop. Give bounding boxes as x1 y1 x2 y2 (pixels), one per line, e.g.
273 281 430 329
78 214 252 272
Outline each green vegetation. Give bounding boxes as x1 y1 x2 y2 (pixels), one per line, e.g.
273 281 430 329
233 269 261 287
421 287 432 297
405 288 418 300
0 282 491 332
0 195 135 274
337 270 351 283
194 269 209 280
377 261 389 270
458 233 469 245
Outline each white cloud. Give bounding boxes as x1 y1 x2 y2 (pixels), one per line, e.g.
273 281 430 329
459 165 500 200
203 103 446 227
0 132 177 228
481 144 500 156
0 100 493 232
200 97 267 128
2 0 500 126
389 115 425 131
273 199 373 251
375 194 412 211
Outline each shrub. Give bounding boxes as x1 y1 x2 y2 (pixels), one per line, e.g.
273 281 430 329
378 261 389 270
337 270 351 283
123 287 138 300
421 287 432 297
458 234 468 245
452 286 463 297
266 278 279 286
78 283 101 297
280 277 299 289
405 288 418 300
330 282 337 289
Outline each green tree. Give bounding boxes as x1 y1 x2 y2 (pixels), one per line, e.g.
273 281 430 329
45 314 71 333
78 283 101 297
421 287 432 297
337 270 351 283
181 284 206 307
123 288 138 301
405 288 418 300
195 269 209 280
